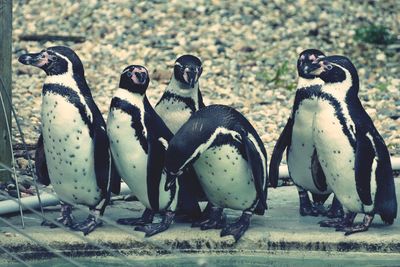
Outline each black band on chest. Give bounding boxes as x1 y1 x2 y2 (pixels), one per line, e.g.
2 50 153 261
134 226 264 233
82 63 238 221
43 84 94 137
161 91 197 112
110 97 148 153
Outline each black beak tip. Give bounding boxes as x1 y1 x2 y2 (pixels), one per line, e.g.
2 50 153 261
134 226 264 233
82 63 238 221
18 54 30 65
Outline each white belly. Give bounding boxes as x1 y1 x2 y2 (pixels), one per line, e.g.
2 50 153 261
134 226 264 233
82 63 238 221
155 99 192 134
41 94 101 207
288 98 331 194
107 109 151 209
314 101 376 213
193 145 257 211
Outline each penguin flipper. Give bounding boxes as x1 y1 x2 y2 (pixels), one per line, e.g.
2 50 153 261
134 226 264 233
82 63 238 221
146 135 167 211
241 130 267 210
269 118 293 188
35 134 50 186
93 124 111 197
354 128 374 205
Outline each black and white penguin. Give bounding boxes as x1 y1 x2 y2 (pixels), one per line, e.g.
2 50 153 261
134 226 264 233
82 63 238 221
164 105 268 242
155 55 208 222
107 65 178 236
269 49 343 218
18 46 120 235
155 54 205 134
309 55 397 235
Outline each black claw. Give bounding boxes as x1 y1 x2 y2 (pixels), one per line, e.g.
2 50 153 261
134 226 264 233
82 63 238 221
220 212 252 242
135 211 174 237
194 207 226 230
117 209 154 226
71 215 102 235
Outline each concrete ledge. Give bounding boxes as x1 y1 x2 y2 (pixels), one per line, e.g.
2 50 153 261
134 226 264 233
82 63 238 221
1 180 399 261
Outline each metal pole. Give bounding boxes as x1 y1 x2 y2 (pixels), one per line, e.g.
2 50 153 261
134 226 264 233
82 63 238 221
0 0 12 183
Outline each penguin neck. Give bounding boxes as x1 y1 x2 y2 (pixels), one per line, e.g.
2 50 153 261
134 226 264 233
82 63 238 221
44 70 91 97
297 76 323 89
166 76 199 98
115 88 146 107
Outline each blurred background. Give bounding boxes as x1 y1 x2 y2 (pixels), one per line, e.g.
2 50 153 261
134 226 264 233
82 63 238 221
11 0 399 159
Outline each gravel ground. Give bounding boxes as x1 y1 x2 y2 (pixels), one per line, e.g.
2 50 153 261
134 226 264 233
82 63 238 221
10 0 400 158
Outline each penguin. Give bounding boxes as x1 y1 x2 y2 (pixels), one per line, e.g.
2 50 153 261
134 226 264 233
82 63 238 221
155 55 210 223
18 46 120 235
164 105 268 242
107 65 178 236
308 55 397 235
269 49 343 218
155 54 205 134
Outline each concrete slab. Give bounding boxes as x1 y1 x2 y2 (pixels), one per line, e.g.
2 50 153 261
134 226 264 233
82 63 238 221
0 180 399 261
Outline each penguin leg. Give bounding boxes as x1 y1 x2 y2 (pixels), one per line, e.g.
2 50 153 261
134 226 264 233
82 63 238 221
326 196 344 218
220 211 252 242
298 189 318 216
319 211 356 228
117 208 154 226
196 206 227 230
343 214 374 236
41 202 76 228
134 211 174 237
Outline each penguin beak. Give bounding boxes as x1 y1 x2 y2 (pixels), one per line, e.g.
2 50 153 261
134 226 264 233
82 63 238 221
135 72 147 84
165 172 177 191
165 169 183 191
18 52 46 67
183 68 197 88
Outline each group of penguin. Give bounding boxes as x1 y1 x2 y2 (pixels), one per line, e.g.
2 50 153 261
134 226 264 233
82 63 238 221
17 46 397 242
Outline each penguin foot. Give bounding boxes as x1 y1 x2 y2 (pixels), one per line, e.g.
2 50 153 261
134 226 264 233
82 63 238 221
340 214 374 236
326 197 344 218
198 207 226 230
298 191 318 216
135 211 174 237
72 215 103 235
313 202 328 216
320 212 357 229
191 202 215 227
117 208 154 226
41 203 75 228
220 212 252 242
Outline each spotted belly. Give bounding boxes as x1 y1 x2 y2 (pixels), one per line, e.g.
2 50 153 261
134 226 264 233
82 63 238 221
107 109 152 209
193 144 257 211
288 98 331 194
314 101 376 213
41 94 101 207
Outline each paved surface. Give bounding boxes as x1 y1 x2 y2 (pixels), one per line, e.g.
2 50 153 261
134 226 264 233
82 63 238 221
0 180 399 262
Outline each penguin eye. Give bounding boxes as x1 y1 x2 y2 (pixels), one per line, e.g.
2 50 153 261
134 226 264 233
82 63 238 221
127 71 132 77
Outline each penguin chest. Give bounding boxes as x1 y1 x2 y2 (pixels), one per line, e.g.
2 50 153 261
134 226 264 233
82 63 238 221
107 109 151 209
193 145 257 211
288 98 329 194
41 94 100 207
156 99 192 134
314 100 376 213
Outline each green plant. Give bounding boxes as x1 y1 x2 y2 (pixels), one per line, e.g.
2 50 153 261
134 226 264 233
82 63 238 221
354 24 396 45
256 61 296 90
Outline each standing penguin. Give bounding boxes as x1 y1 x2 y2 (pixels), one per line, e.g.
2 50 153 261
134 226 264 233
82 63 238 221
155 55 208 222
107 65 178 236
269 49 343 218
309 55 397 235
18 46 120 235
164 105 268 242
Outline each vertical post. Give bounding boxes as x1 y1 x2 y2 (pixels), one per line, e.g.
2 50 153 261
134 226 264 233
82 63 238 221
0 0 12 183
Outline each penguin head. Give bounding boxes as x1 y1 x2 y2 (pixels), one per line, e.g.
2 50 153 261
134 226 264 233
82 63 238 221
18 46 84 76
297 49 325 79
173 55 203 89
119 65 149 94
311 55 359 94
